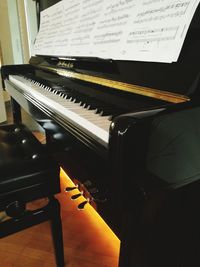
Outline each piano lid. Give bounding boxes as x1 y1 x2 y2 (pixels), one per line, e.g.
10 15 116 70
31 1 200 103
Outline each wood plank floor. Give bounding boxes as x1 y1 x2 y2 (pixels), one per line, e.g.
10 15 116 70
0 104 120 267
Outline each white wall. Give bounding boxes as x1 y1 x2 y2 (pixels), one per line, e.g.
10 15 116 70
0 0 14 65
0 0 10 122
0 88 6 123
0 0 38 124
7 0 23 64
24 0 38 56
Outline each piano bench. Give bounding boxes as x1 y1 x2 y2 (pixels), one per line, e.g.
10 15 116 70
0 124 64 267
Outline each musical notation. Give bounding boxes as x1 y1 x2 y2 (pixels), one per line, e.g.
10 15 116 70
34 0 200 63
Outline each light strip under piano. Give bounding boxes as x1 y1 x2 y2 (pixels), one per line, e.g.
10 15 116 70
8 75 111 147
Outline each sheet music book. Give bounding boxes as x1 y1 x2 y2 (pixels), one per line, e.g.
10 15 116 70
33 0 200 63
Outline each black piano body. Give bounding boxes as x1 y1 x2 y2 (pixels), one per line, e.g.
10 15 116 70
1 4 200 267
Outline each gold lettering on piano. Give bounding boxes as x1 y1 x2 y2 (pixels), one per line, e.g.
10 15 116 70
39 65 190 104
57 61 74 68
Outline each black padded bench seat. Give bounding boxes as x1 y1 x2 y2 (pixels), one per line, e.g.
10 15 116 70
0 124 64 267
0 124 60 206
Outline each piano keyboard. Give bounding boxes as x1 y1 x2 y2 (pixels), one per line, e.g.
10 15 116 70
8 75 111 147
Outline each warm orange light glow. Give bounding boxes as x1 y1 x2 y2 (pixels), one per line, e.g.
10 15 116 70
59 167 120 261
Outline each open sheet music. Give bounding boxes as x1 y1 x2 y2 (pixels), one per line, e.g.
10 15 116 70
33 0 200 63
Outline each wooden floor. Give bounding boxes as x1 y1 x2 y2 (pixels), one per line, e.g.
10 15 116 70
0 104 120 267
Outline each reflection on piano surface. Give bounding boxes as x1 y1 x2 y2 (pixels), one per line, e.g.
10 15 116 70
1 3 200 267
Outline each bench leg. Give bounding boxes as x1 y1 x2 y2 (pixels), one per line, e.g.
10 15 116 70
49 197 65 267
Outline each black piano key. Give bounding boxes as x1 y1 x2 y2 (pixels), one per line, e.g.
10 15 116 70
23 73 126 118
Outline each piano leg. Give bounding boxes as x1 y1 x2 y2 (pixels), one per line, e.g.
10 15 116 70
119 241 131 267
119 215 137 267
11 97 22 123
118 207 144 267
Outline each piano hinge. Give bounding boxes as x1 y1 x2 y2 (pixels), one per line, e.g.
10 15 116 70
39 65 190 104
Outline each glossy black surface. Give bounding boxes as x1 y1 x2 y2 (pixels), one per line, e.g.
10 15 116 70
1 4 200 266
109 106 200 267
31 4 200 96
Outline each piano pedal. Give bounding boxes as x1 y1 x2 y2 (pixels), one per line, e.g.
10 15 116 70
77 200 89 210
65 185 78 192
71 192 83 200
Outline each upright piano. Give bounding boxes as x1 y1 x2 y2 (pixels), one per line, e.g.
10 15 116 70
1 2 200 267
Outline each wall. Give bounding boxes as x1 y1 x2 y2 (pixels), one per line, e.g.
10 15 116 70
0 0 14 65
24 0 38 56
0 0 11 122
0 0 30 122
7 0 23 64
0 0 40 128
17 0 30 63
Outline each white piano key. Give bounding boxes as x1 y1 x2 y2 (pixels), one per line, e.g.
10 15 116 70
9 75 111 146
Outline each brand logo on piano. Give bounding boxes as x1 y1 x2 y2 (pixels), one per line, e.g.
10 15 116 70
57 61 74 68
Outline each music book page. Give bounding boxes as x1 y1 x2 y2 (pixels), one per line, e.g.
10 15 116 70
33 0 200 63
